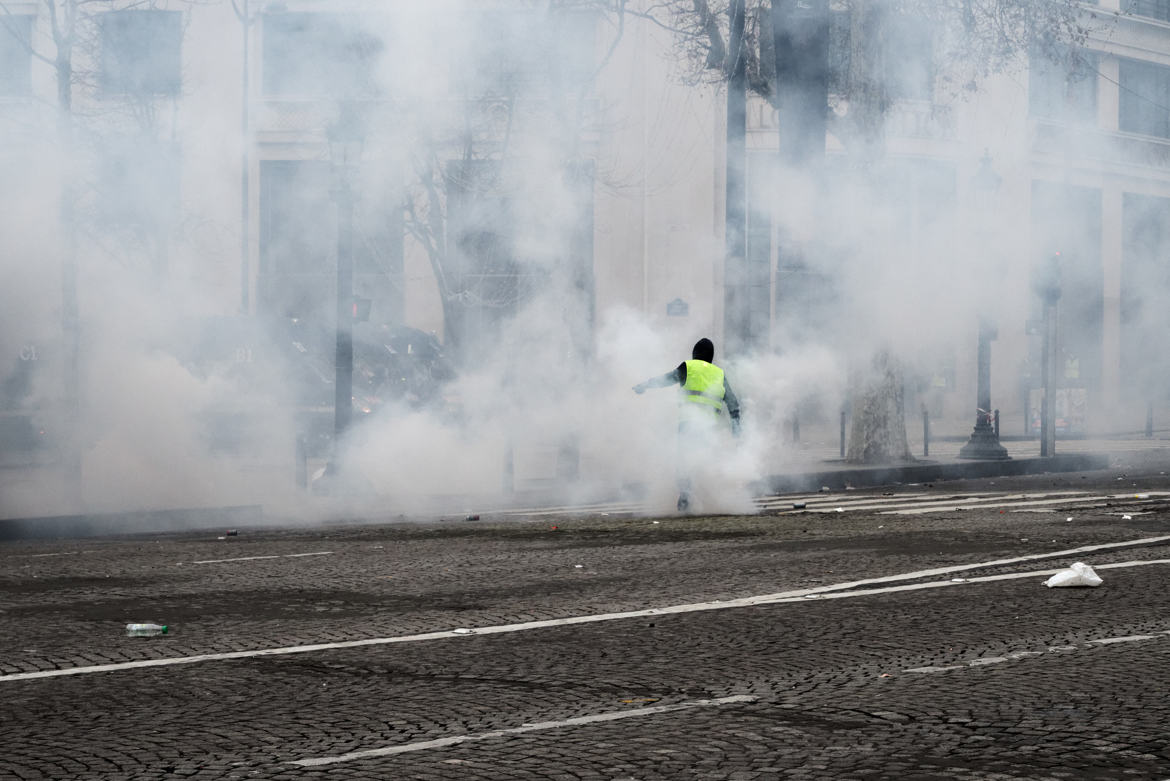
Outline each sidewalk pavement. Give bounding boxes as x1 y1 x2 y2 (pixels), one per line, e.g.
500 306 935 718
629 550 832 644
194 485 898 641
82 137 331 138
760 416 1170 494
4 421 1170 540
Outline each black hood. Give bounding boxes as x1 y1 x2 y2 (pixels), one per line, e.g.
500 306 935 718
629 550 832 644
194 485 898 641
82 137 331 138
691 338 714 363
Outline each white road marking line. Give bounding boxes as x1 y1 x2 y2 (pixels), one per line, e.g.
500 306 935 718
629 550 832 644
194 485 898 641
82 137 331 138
189 551 333 565
800 491 1157 515
506 505 644 518
889 492 1170 515
289 695 757 766
758 492 1045 510
752 559 1170 605
499 488 1166 519
4 537 1170 683
905 629 1170 674
499 502 645 516
1089 634 1159 645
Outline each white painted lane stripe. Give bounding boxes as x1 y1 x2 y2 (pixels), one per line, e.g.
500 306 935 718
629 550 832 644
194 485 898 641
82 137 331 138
766 491 1170 515
499 502 644 515
289 695 756 767
753 559 1170 605
888 493 1170 515
498 489 1165 519
4 536 1169 683
814 492 1152 515
904 629 1170 674
760 492 1071 511
190 551 333 565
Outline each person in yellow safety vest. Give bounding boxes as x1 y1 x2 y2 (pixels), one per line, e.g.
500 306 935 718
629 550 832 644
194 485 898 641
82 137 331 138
632 337 741 512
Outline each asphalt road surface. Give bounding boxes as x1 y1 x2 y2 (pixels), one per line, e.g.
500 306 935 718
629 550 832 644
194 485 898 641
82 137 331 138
4 461 1170 780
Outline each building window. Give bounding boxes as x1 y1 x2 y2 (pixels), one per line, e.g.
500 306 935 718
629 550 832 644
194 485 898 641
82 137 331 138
1122 193 1170 401
0 15 33 97
1122 0 1170 22
1119 58 1170 138
259 160 333 320
1029 49 1098 124
461 10 595 98
96 136 180 232
1030 181 1103 394
885 16 933 101
99 10 182 96
262 13 383 97
827 12 932 102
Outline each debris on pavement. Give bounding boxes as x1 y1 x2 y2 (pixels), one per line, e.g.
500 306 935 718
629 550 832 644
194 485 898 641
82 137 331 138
1044 562 1103 588
452 628 475 635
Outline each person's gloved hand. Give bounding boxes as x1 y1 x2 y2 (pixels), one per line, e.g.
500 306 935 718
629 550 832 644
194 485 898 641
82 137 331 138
632 383 646 394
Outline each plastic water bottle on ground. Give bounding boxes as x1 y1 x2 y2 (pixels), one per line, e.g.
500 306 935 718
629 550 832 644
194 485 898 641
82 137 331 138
125 623 168 637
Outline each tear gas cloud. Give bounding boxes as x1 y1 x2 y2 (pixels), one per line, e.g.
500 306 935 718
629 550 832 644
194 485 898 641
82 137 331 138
0 1 1151 523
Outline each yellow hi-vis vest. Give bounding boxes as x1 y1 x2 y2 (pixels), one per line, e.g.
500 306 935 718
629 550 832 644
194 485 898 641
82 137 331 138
681 360 725 418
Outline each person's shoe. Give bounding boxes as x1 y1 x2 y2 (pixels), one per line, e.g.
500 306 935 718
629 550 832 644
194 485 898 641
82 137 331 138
677 493 690 512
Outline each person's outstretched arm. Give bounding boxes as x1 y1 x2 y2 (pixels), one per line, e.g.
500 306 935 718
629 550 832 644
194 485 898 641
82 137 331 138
633 363 687 393
723 378 742 436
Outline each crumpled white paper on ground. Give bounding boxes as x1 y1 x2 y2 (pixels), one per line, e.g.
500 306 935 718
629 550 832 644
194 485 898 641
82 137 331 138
1044 561 1103 588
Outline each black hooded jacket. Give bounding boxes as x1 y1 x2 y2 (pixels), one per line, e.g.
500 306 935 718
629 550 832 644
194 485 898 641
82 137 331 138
638 338 741 426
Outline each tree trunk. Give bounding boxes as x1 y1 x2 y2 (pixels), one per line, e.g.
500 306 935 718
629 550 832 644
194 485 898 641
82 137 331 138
56 41 82 503
846 348 913 463
723 0 748 356
839 1 909 464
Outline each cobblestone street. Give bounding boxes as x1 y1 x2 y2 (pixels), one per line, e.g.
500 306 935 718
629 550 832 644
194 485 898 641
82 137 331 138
4 463 1170 780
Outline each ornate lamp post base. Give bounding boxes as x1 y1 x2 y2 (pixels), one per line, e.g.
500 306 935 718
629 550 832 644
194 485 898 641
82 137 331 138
959 422 1010 460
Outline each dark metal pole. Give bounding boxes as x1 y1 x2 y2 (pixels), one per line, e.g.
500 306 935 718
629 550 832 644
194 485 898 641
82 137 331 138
922 406 929 458
724 0 748 356
295 434 307 489
839 407 846 458
333 182 354 449
1040 299 1058 457
1040 301 1050 457
1035 253 1061 458
239 0 250 313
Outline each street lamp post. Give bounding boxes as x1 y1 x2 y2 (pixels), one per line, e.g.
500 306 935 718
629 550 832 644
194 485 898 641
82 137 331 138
959 318 1009 459
960 151 1009 460
1035 253 1062 457
326 103 364 474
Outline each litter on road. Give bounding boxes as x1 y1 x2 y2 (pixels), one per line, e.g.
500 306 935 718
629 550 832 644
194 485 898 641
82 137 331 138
1044 562 1103 588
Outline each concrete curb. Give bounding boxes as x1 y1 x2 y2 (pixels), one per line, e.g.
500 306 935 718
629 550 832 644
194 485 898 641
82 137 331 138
0 505 263 541
0 452 1125 540
756 453 1112 494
